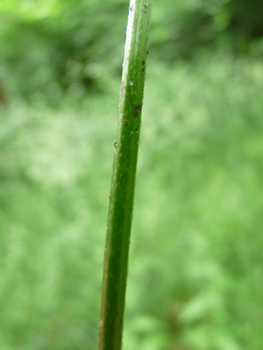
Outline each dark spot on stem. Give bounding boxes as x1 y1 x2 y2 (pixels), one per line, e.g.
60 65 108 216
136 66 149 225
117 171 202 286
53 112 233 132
133 103 142 117
135 104 142 110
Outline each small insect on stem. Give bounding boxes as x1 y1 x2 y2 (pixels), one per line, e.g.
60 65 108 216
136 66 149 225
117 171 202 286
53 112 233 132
114 141 117 147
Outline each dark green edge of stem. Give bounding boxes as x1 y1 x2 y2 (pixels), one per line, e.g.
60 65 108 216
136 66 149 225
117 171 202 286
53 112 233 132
98 1 152 350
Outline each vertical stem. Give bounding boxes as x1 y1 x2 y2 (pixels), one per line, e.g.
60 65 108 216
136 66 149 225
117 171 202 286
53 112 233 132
98 1 152 349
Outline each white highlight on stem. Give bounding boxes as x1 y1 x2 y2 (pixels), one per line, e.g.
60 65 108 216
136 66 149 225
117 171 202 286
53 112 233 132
122 0 137 86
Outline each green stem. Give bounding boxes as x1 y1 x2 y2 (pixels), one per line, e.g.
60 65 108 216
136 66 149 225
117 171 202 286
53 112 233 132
98 1 152 349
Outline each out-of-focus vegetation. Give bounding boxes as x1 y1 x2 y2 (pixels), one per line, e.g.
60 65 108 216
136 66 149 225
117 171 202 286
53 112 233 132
1 1 263 350
1 0 263 102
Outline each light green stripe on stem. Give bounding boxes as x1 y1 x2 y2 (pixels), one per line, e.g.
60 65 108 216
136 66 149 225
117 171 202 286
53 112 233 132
98 1 152 350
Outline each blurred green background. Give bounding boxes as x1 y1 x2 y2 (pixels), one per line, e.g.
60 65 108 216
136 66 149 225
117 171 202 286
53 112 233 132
1 0 263 349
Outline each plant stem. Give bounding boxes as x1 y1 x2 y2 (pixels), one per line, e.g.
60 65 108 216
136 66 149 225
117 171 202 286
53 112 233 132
98 1 152 349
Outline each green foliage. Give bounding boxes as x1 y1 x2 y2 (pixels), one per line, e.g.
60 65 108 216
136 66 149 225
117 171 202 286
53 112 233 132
1 0 263 102
0 97 116 349
1 55 263 349
1 1 263 349
0 0 128 102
